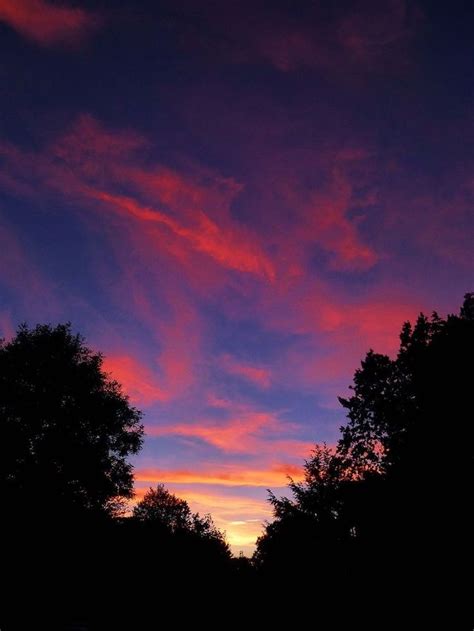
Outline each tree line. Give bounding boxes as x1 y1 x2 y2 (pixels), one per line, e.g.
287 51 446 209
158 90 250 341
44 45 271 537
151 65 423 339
1 294 473 627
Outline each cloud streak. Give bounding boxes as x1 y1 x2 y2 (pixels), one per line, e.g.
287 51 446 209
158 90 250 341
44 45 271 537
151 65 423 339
102 354 167 406
219 354 272 388
0 0 101 47
91 189 275 280
135 463 303 488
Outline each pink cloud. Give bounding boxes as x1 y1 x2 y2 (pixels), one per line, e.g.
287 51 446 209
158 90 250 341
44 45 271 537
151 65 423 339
91 189 275 280
299 168 378 271
99 282 204 402
102 354 167 406
146 395 313 457
302 294 420 355
0 0 101 47
51 114 146 167
5 115 275 283
0 116 376 289
153 293 203 399
219 354 272 388
146 411 279 453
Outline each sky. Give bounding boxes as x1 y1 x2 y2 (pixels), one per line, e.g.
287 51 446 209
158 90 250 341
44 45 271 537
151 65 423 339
0 0 473 555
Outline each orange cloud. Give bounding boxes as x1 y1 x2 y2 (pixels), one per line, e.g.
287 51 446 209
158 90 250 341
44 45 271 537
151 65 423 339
132 485 273 555
102 354 167 406
135 463 303 488
219 354 271 388
177 490 269 553
0 0 100 47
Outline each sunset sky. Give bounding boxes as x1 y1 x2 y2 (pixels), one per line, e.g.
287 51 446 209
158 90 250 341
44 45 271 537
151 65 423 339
0 0 472 554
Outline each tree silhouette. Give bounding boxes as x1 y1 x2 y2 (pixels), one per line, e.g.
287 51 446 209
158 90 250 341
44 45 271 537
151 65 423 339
254 294 474 617
253 444 352 575
336 293 474 618
0 323 146 628
134 484 193 530
133 483 229 550
337 292 474 510
0 323 144 521
127 483 232 613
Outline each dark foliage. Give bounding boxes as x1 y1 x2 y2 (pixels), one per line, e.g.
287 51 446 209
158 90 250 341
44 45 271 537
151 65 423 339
0 323 144 520
127 485 232 591
0 324 238 629
132 483 230 559
254 294 474 619
2 295 473 626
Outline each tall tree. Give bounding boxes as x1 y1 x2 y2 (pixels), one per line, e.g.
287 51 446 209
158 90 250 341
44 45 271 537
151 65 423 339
253 444 352 573
255 294 474 610
338 293 474 486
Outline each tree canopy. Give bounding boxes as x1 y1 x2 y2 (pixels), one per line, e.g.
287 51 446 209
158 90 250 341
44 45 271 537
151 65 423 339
133 483 230 551
0 323 144 520
134 484 193 531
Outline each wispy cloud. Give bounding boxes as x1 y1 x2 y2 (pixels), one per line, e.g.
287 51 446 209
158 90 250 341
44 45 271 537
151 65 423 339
219 354 272 388
91 189 275 280
0 0 101 47
102 354 167 406
158 0 420 74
